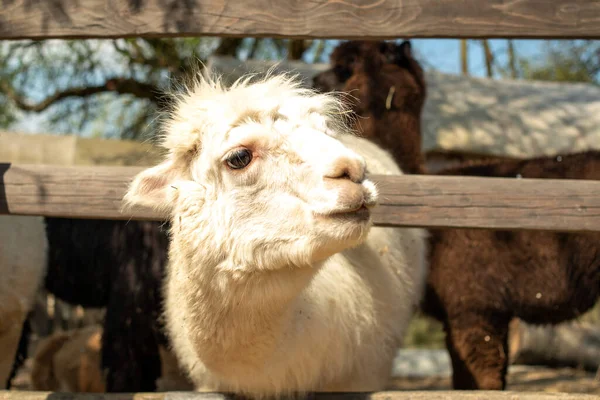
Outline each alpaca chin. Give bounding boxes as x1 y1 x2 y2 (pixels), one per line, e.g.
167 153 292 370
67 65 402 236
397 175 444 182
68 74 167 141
311 216 373 262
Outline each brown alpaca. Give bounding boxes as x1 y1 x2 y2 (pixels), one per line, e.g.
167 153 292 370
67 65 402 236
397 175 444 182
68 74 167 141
426 152 600 390
31 325 105 393
315 39 600 391
31 325 194 393
313 40 426 175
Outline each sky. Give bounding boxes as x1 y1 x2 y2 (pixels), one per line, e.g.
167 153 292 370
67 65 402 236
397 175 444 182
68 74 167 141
386 38 545 78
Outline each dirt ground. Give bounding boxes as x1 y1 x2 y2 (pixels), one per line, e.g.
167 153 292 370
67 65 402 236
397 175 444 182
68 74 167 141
387 366 600 395
10 358 600 395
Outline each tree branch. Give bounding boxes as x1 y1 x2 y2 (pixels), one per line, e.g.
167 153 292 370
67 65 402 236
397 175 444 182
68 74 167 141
288 40 308 60
313 40 326 63
0 78 159 113
247 38 261 59
461 39 469 76
507 40 518 78
481 39 494 78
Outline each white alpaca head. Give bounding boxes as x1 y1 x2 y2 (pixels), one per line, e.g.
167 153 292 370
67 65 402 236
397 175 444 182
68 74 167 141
124 73 379 270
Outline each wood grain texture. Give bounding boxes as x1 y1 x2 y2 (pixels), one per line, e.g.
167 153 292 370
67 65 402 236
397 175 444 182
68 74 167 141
0 1 599 40
1 391 598 400
1 163 600 232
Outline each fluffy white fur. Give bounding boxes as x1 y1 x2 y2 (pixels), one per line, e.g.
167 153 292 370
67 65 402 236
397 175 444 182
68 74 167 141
124 73 427 398
0 215 48 386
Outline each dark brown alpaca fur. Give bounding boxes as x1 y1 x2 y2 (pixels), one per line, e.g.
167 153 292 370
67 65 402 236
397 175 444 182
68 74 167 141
44 218 170 392
316 40 600 391
11 218 170 393
426 153 600 390
313 40 427 174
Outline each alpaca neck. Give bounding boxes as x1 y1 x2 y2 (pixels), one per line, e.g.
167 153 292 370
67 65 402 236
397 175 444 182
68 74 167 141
375 108 425 175
167 242 321 372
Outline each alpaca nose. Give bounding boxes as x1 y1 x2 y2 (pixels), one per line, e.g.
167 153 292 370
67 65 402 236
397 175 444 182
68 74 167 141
324 155 366 184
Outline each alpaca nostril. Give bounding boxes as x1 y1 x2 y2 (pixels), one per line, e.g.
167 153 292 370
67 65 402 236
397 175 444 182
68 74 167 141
324 155 366 183
327 165 352 181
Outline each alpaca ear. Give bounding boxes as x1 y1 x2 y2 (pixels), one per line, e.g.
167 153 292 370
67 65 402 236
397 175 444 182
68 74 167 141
123 158 182 212
398 40 413 59
379 41 396 63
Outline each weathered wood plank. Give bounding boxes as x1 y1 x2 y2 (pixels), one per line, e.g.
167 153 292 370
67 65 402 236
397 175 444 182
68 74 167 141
0 391 598 400
1 164 600 232
1 1 599 40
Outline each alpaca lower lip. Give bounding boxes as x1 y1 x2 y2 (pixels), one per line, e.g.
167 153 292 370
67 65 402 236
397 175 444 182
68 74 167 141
325 204 370 220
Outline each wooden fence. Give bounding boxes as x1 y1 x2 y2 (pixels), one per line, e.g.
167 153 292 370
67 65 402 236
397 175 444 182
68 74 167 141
2 163 600 232
3 391 599 400
1 0 599 40
1 1 600 399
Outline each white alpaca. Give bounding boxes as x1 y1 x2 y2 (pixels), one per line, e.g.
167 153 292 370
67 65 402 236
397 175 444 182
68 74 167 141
0 215 47 386
124 73 427 398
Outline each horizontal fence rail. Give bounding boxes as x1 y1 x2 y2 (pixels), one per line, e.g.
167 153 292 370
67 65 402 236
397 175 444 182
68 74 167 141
1 0 599 40
1 391 598 400
1 163 600 232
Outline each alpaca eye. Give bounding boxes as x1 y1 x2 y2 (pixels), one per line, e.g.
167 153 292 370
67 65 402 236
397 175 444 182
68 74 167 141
226 149 253 170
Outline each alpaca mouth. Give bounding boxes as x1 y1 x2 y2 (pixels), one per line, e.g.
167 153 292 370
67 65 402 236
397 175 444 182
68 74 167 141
324 203 371 221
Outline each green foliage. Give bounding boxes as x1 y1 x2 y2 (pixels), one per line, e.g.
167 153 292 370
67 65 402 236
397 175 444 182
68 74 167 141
579 301 600 325
0 37 218 140
519 40 599 84
403 314 446 349
0 99 17 128
0 37 328 140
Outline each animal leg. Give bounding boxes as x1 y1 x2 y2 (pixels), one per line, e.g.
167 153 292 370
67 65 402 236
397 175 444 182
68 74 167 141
102 292 162 392
445 314 510 390
0 301 30 388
